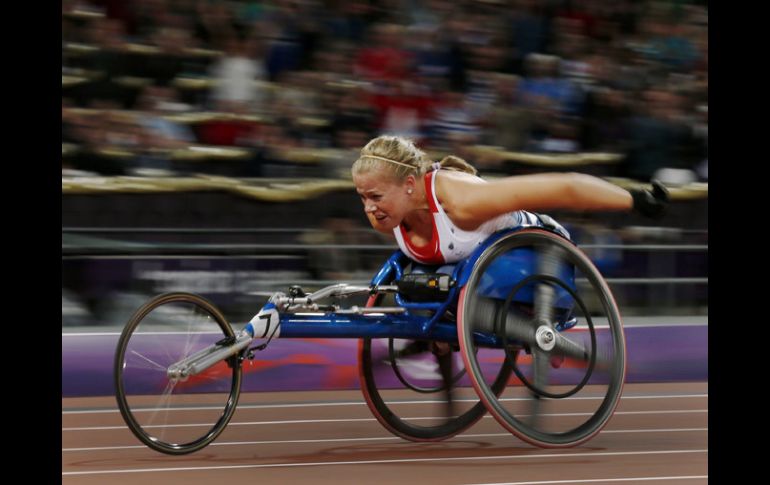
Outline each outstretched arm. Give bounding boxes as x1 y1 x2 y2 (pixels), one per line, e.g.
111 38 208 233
437 172 645 231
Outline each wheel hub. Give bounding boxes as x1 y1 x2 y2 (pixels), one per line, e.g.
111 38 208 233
167 366 190 381
535 325 556 351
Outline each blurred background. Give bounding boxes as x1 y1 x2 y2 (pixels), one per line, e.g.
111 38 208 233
62 0 707 331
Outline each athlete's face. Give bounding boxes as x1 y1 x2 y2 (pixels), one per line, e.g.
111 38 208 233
353 169 415 233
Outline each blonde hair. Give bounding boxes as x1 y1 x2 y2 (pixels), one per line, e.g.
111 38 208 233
352 135 477 180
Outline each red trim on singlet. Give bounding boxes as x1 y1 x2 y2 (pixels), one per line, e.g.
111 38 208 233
398 171 444 264
424 171 440 213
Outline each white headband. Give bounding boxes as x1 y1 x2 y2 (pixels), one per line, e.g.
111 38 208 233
362 154 416 170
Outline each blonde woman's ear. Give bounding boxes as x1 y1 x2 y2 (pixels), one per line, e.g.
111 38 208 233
404 174 417 194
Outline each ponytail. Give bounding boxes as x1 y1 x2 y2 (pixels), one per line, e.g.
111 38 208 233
438 155 477 176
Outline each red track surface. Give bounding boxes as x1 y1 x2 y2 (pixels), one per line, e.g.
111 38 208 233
62 382 707 484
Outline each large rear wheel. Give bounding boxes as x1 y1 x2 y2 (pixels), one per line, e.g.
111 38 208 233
458 229 626 447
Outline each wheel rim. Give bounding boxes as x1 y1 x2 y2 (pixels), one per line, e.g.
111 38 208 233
458 230 626 447
115 293 241 454
358 296 512 441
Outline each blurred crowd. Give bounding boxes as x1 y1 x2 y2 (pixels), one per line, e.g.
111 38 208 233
62 0 708 182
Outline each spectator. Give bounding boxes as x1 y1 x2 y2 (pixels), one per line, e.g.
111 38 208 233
322 0 372 43
531 114 581 154
508 0 550 74
134 84 195 150
520 53 583 116
425 88 480 150
353 23 413 82
480 74 534 152
465 70 499 123
208 33 267 113
330 86 378 145
624 88 696 181
409 26 454 83
647 18 700 72
370 79 435 141
192 0 236 49
580 85 631 151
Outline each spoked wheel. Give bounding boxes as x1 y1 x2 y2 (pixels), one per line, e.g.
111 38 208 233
458 229 626 448
114 292 242 455
359 294 513 441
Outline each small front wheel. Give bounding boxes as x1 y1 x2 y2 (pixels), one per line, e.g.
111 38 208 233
114 292 242 455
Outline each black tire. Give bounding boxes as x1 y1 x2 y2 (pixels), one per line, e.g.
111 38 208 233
458 229 626 447
114 292 242 455
359 294 513 442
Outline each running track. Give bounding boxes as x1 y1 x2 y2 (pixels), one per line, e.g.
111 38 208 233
62 381 707 484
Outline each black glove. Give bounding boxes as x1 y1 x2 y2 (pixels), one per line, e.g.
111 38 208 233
630 180 669 219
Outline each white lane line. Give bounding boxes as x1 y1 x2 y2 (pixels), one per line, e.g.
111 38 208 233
62 409 708 431
64 417 376 431
62 449 708 476
602 427 707 434
464 476 708 485
62 394 709 415
63 428 708 452
611 410 708 416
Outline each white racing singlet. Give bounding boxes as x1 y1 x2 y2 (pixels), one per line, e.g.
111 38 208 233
393 168 570 265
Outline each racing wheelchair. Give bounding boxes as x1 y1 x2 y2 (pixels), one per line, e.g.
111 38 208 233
114 227 626 455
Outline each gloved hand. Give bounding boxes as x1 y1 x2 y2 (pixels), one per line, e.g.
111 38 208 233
630 180 669 219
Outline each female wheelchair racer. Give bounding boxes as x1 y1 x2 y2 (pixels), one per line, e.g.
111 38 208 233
114 136 668 454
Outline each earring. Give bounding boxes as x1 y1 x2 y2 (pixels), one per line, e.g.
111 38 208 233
407 189 413 194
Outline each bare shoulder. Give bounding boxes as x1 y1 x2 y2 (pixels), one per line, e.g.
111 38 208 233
434 170 485 203
433 170 488 229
